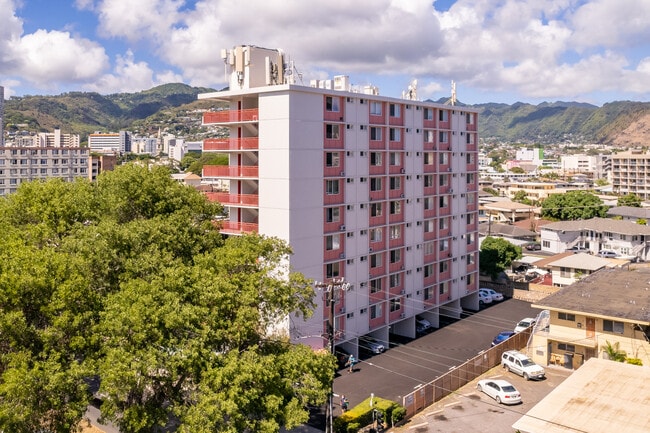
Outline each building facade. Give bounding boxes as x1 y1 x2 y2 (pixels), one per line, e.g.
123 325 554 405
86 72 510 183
609 150 650 199
88 131 131 154
0 146 90 196
199 45 480 355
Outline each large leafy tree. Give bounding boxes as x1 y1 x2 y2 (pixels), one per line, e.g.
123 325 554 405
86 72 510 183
617 193 642 208
479 237 522 279
0 164 331 433
540 190 608 221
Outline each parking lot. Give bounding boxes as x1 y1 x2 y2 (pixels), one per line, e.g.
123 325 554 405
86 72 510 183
388 364 572 433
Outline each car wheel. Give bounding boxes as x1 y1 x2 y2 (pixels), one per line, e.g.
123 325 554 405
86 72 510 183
477 384 482 392
524 373 529 381
505 365 510 372
496 396 501 404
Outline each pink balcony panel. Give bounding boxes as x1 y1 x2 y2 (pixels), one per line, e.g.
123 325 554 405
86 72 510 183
324 137 344 149
388 212 404 224
423 118 436 128
369 306 386 330
369 113 385 125
388 165 405 175
203 108 259 124
369 165 385 176
424 274 436 287
388 236 404 249
205 192 259 207
203 137 258 151
324 166 346 177
369 265 386 279
389 261 405 274
424 208 437 219
424 186 437 196
203 165 258 178
218 221 259 234
369 190 385 201
388 188 405 199
439 120 451 129
324 248 344 262
369 139 386 150
424 230 437 241
324 192 344 205
438 290 450 304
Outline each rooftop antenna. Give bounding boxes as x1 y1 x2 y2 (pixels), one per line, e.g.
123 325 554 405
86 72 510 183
445 80 457 105
402 79 418 100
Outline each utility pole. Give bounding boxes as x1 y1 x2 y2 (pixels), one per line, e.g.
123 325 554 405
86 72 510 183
315 277 350 433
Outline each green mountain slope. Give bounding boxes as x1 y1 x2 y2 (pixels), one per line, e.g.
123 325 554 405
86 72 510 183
4 84 650 146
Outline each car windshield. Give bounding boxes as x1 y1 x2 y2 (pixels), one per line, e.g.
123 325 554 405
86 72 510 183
502 385 517 392
520 359 535 367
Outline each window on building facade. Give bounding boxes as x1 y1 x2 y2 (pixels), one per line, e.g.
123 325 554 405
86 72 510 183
370 228 382 242
424 264 433 278
390 225 401 239
390 201 401 215
370 304 382 319
389 273 400 288
370 203 382 217
603 320 624 334
389 104 400 117
370 177 382 191
439 281 449 295
325 234 340 251
326 124 340 139
439 261 448 273
326 262 340 278
326 152 340 167
424 287 432 300
389 176 401 190
439 173 449 186
370 253 382 268
326 207 340 222
423 197 434 210
424 108 433 120
424 220 435 233
370 127 382 141
467 253 475 265
370 278 382 293
390 298 401 312
390 249 401 263
326 96 340 112
424 130 434 143
424 152 434 165
326 180 340 195
558 312 575 321
439 110 448 121
389 128 401 142
466 173 475 184
389 152 401 166
424 242 434 255
370 152 382 166
370 102 382 115
439 195 449 209
439 131 448 143
424 175 434 187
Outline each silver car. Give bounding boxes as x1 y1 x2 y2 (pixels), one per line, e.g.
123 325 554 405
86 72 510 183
477 379 521 405
359 336 386 354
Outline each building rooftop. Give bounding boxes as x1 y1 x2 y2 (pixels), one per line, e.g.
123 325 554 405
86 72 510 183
513 357 650 433
546 252 612 271
533 267 650 323
478 222 537 238
541 217 650 236
607 206 650 219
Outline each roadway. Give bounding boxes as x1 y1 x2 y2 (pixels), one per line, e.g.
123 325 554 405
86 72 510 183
331 298 539 414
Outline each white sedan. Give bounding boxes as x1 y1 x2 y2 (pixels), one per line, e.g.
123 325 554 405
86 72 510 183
476 379 521 405
480 288 504 302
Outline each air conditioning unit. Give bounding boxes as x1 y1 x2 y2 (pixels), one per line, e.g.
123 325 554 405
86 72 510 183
339 253 346 259
400 193 405 198
369 247 373 252
340 307 345 313
447 167 452 172
400 168 406 173
400 289 406 294
449 189 454 193
340 171 345 176
340 225 346 230
400 313 406 319
452 237 457 240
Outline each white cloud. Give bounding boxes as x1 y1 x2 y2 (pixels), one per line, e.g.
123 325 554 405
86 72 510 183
83 50 181 93
94 0 184 42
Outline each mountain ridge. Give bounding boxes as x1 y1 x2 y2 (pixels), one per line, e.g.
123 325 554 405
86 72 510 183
4 84 650 146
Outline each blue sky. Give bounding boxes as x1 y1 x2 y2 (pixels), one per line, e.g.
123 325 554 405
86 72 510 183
2 0 650 106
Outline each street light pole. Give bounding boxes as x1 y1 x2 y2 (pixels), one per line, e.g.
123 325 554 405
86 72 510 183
315 277 350 433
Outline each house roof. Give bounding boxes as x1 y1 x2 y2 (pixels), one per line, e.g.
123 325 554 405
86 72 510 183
483 200 537 212
547 252 613 271
530 252 574 269
607 206 650 219
478 222 537 238
541 217 650 236
512 357 650 433
532 266 650 324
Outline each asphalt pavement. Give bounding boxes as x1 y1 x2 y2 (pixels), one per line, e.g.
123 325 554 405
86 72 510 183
331 298 539 416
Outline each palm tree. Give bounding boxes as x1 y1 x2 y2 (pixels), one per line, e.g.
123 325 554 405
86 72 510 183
603 340 626 362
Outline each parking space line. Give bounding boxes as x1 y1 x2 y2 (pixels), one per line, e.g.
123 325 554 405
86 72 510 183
408 422 428 430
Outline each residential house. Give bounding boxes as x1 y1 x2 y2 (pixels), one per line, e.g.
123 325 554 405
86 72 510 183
482 199 537 224
545 252 613 287
539 217 650 260
607 205 650 223
530 267 650 369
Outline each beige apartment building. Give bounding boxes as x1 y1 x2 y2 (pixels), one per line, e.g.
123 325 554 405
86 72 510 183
610 150 650 199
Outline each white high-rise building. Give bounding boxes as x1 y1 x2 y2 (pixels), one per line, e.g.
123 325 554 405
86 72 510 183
88 131 131 154
0 86 4 145
199 45 480 355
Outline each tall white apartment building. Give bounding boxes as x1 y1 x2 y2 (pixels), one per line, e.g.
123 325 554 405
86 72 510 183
37 128 81 147
0 86 4 145
199 46 480 354
610 150 650 199
88 131 131 154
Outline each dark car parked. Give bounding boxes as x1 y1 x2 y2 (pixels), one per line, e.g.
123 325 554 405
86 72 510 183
491 331 516 347
525 242 541 251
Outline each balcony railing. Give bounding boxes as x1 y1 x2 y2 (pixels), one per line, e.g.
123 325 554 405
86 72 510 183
203 137 259 151
203 108 259 124
205 192 259 206
202 165 259 178
217 221 259 234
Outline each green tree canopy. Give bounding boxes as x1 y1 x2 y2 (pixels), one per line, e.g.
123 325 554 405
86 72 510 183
0 164 331 433
617 193 642 207
540 190 608 221
479 237 522 279
512 190 533 205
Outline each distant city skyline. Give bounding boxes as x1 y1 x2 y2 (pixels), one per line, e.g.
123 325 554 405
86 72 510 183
2 0 650 106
